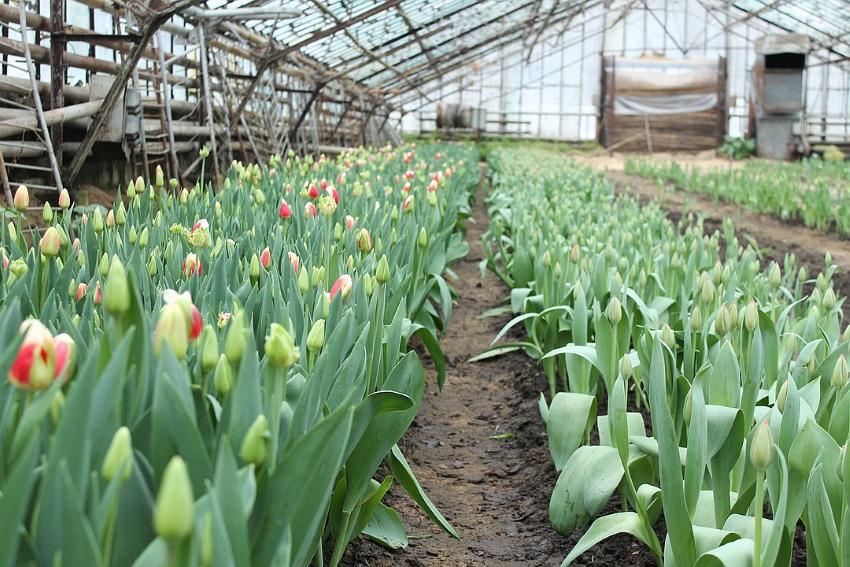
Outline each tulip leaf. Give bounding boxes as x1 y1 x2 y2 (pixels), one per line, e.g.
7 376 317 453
363 503 408 550
549 445 624 535
390 444 458 539
561 512 653 566
546 392 596 471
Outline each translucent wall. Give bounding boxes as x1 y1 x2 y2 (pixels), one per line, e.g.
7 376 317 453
401 0 850 144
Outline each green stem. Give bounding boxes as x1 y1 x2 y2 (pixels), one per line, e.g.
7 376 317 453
268 368 286 472
754 470 765 567
101 497 119 566
328 511 351 567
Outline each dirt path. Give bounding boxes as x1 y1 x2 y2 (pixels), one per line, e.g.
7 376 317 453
606 170 850 317
344 169 566 566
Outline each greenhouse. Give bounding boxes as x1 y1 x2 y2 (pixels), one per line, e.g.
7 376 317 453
1 0 850 565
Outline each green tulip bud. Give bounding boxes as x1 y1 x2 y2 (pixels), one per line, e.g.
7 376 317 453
128 226 138 245
50 390 65 425
250 254 261 283
92 207 104 233
98 253 109 277
224 310 247 365
744 300 758 332
376 255 390 284
715 304 728 335
213 354 233 396
126 180 136 199
605 297 622 325
200 326 219 373
115 202 126 226
147 255 158 277
134 176 145 195
683 388 693 426
776 379 789 413
833 354 848 389
661 324 676 349
42 202 53 223
153 457 194 541
816 273 827 291
823 287 836 311
418 227 428 249
264 323 299 368
307 319 325 352
101 426 133 482
239 414 269 467
104 258 130 316
154 303 189 359
364 274 374 297
690 305 702 330
298 268 310 294
155 165 164 189
619 354 632 379
768 263 781 288
749 420 774 471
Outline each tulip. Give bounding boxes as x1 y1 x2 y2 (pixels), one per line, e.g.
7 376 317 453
605 297 622 325
106 209 115 228
217 312 232 329
239 414 269 467
345 215 356 230
162 289 202 341
749 420 773 471
92 207 105 233
102 426 133 482
401 195 414 213
417 227 428 249
139 227 149 248
40 227 62 257
768 263 781 288
308 184 319 199
199 326 219 373
103 259 131 316
307 319 325 352
288 251 300 273
182 253 202 278
260 247 271 269
304 202 318 218
213 354 233 395
224 310 247 364
265 323 299 368
154 303 190 359
154 457 194 541
93 281 103 305
375 255 390 284
58 188 71 209
298 268 309 294
75 282 88 302
279 200 292 219
619 354 633 379
833 354 848 389
318 195 337 216
42 203 54 223
357 228 372 253
13 185 29 210
8 319 75 390
330 274 353 301
326 186 340 204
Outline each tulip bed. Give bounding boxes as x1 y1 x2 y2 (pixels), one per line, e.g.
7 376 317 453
625 157 850 236
482 147 850 565
0 144 477 566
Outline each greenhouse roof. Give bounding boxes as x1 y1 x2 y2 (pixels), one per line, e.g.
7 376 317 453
195 0 850 101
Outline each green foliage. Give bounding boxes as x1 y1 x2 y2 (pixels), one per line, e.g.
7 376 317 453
0 143 476 566
718 136 755 160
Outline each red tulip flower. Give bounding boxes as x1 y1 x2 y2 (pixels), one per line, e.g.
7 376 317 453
279 200 292 220
330 274 353 301
308 184 319 199
8 319 75 390
163 289 202 340
260 247 271 269
327 187 339 205
320 178 329 190
288 251 300 273
304 202 318 218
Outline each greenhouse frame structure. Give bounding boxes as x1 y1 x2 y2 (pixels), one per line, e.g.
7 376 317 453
1 0 850 200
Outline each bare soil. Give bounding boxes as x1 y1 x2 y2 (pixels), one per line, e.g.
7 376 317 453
345 170 663 566
571 150 746 173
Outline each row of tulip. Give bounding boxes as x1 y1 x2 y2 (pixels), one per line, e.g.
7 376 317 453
482 147 850 566
625 157 850 236
0 143 477 566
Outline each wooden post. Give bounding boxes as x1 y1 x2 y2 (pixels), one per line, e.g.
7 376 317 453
197 24 220 183
49 0 64 169
156 30 181 185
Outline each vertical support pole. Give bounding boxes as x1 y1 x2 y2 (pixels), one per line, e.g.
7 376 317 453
18 0 63 193
132 67 150 181
0 149 13 206
197 24 220 183
156 31 181 184
50 0 64 169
